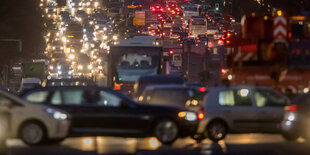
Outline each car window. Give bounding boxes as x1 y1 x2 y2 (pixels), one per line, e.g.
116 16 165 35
51 91 62 105
219 89 252 106
25 91 49 103
254 89 287 107
63 90 83 105
234 89 252 106
98 91 122 107
148 88 192 106
219 90 235 106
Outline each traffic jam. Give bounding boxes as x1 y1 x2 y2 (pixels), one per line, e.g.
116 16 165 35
0 0 310 154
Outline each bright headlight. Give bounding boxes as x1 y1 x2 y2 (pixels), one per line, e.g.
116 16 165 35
178 111 197 121
78 65 83 70
45 108 68 120
112 35 118 40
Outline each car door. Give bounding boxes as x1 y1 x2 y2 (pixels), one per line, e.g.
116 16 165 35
49 88 102 135
93 89 148 136
252 88 288 133
218 88 258 133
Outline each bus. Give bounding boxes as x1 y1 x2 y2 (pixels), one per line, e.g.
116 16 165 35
108 36 163 93
183 3 199 26
189 16 207 38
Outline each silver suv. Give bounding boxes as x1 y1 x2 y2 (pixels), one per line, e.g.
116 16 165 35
197 85 290 142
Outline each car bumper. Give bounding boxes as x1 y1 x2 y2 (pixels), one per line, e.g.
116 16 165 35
178 120 199 137
48 120 71 139
281 120 300 134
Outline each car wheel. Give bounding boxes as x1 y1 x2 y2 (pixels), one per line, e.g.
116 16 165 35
20 121 46 145
207 121 227 142
282 132 299 141
155 119 178 145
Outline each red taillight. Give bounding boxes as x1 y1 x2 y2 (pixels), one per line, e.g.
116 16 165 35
160 8 164 11
285 104 298 112
200 87 206 92
152 8 155 11
198 112 204 120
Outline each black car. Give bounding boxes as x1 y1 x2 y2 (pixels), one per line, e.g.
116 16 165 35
21 86 199 144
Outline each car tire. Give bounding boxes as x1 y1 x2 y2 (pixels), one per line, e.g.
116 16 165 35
20 121 46 145
154 119 178 145
282 132 299 141
207 121 227 142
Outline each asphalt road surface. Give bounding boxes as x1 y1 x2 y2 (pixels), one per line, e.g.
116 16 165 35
5 134 310 155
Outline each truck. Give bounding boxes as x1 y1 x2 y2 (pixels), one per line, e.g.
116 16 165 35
189 16 207 38
223 15 310 98
182 3 199 27
19 60 47 92
107 36 163 93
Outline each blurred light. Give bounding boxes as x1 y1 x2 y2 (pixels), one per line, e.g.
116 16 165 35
285 104 298 112
113 35 118 40
185 112 197 121
178 112 186 118
88 65 93 70
169 50 174 55
69 54 75 60
149 138 160 148
78 65 83 70
200 87 206 92
198 112 204 120
287 113 296 121
227 74 233 80
303 88 309 94
277 10 283 16
221 69 227 75
240 89 249 97
49 66 54 70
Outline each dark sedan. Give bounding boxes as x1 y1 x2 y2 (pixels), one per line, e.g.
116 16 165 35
20 86 199 144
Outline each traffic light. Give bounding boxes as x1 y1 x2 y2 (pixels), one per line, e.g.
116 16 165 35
215 3 219 11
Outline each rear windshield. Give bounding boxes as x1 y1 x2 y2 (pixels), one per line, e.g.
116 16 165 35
145 88 197 107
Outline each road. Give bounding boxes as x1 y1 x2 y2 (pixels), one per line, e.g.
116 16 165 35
6 134 310 155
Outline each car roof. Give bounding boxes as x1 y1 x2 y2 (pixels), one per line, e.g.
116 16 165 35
145 84 191 90
208 85 271 91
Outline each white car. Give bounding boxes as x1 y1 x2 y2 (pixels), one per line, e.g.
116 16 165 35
0 90 70 145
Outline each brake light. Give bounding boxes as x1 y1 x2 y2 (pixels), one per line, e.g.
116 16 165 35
152 8 155 11
160 8 164 11
285 104 298 112
198 112 204 120
199 87 206 92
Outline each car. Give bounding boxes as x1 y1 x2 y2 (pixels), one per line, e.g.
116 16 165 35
44 78 95 87
134 75 184 98
21 86 199 145
281 94 310 141
139 84 207 113
196 34 208 42
151 4 164 13
197 85 290 142
0 89 70 145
